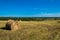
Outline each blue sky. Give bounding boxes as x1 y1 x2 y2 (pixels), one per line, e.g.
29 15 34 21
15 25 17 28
0 0 60 17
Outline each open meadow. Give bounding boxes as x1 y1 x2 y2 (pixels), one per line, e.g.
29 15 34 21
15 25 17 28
0 20 60 40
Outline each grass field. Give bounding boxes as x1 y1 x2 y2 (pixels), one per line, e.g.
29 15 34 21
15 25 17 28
0 20 60 40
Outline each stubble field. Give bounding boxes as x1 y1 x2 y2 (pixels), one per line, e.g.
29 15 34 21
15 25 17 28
0 20 60 40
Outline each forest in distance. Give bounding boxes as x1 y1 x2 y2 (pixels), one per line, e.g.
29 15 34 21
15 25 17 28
0 17 60 21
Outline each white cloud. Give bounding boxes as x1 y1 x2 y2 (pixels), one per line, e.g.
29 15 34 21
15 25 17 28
33 8 48 11
32 12 60 17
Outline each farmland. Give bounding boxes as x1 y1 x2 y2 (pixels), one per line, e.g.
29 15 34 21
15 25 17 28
0 20 60 40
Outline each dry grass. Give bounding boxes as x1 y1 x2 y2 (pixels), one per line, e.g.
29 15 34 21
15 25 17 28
0 20 60 40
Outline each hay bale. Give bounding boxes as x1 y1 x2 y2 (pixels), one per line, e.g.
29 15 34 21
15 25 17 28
57 21 60 23
11 21 19 31
5 19 19 31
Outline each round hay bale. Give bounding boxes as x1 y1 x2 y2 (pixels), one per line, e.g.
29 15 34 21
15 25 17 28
5 19 19 31
11 21 19 31
6 19 14 30
57 21 60 23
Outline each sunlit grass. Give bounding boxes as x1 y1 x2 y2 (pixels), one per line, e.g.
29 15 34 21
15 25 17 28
0 20 60 40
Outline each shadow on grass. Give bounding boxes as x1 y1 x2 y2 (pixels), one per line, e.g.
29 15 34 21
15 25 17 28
0 27 11 30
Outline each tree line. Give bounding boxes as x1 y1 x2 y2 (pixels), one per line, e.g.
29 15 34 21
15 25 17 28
0 17 60 21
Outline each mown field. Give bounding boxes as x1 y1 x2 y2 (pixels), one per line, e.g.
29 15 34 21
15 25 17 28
0 20 60 40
